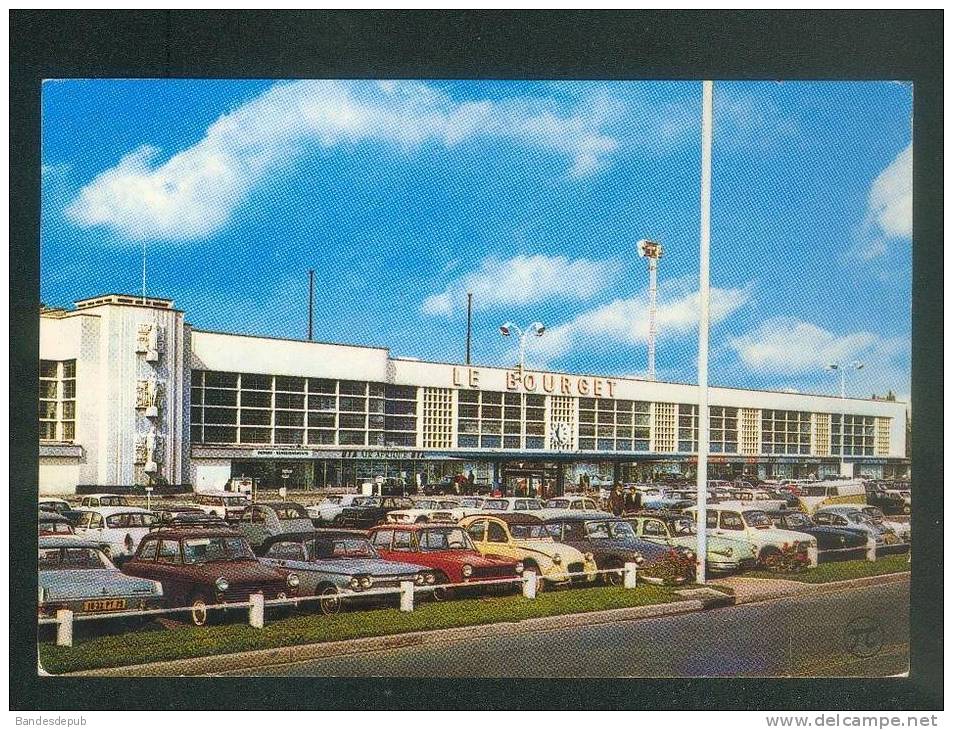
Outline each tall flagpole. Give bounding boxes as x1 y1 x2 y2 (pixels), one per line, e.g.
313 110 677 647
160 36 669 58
695 80 714 585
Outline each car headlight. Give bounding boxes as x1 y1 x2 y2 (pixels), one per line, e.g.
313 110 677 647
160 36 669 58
552 553 562 565
684 550 696 561
349 576 361 590
462 564 473 578
215 576 229 592
634 552 644 565
584 552 594 562
515 561 524 574
287 574 300 589
414 573 425 585
425 572 435 584
359 576 373 589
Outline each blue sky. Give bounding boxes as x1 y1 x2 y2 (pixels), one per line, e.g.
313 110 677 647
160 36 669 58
41 79 912 401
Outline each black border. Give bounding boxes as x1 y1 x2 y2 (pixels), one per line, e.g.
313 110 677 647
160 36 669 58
10 10 943 711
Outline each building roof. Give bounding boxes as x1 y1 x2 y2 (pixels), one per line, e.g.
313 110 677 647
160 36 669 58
75 293 175 310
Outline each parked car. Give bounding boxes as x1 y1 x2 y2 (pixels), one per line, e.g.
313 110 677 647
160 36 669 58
151 505 206 526
38 498 73 516
865 486 911 515
38 510 78 537
231 502 314 553
544 514 695 585
860 505 910 543
72 506 158 563
543 496 603 512
797 480 867 514
627 511 758 573
641 490 695 512
727 489 790 513
683 504 817 569
122 526 299 626
39 537 164 619
480 496 544 512
259 529 436 614
334 495 415 528
151 512 231 531
813 506 897 546
769 511 868 560
428 496 489 523
79 493 128 508
305 494 363 525
370 523 522 599
459 513 597 589
385 498 462 524
194 490 250 521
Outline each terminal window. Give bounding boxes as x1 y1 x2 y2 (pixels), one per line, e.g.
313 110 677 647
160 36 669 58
39 359 75 442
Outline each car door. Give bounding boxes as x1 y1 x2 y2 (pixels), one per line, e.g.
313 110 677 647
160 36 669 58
241 506 268 547
641 518 671 546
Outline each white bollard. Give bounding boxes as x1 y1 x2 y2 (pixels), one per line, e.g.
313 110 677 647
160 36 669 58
56 609 73 647
807 544 818 569
623 562 638 588
522 571 538 599
399 580 415 612
866 538 877 562
249 592 265 628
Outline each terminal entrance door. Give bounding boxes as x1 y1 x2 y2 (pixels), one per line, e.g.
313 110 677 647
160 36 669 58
501 462 562 499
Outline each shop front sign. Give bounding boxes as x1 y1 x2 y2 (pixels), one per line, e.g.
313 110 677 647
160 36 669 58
451 366 619 398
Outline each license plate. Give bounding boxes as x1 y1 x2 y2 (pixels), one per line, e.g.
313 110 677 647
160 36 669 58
82 598 127 612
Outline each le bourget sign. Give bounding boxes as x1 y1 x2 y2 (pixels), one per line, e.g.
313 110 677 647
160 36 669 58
452 366 619 398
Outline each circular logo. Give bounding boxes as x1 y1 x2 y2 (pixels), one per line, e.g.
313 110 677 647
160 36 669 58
845 615 883 658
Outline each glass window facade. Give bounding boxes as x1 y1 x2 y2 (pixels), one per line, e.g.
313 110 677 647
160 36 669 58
39 359 75 442
190 371 416 447
457 390 544 449
677 403 698 453
831 414 875 456
709 406 738 453
578 398 650 452
762 409 811 455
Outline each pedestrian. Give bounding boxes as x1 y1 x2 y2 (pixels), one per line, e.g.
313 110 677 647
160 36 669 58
609 483 625 516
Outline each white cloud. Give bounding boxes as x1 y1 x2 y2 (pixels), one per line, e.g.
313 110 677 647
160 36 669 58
66 81 620 241
853 142 912 260
728 317 907 375
421 254 618 316
528 281 753 365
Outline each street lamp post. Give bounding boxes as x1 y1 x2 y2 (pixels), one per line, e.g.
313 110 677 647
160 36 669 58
499 321 545 377
637 239 663 381
826 361 865 476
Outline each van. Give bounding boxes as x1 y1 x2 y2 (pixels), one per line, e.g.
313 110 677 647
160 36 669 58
797 480 866 514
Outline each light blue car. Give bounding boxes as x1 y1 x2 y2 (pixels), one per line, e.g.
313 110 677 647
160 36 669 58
38 536 163 618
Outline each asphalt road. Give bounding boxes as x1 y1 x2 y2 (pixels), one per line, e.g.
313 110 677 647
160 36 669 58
220 579 909 678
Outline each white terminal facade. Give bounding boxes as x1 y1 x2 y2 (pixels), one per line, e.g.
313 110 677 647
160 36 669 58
38 294 909 496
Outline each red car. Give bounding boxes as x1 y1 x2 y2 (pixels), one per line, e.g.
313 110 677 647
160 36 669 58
368 523 523 600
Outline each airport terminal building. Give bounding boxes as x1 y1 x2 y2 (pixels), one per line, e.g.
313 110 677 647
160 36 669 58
38 294 909 496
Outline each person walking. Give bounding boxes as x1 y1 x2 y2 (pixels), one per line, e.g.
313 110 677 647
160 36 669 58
609 483 625 516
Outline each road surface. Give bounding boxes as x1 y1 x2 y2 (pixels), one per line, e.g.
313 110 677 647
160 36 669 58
218 578 909 677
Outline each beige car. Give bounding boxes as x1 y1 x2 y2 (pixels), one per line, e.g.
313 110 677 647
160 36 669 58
459 513 597 588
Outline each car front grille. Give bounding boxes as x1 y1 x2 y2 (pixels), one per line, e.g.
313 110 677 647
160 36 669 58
472 565 514 579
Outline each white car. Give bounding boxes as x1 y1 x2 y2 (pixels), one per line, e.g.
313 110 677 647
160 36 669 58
684 504 816 565
428 496 489 523
79 493 128 508
73 506 158 561
306 494 363 524
861 505 911 543
544 496 603 512
194 490 250 520
481 497 544 513
385 498 462 524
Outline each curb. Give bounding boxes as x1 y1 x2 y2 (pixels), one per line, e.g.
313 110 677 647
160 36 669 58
62 598 709 677
722 570 910 605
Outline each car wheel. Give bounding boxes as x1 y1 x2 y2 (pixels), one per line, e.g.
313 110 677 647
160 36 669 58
431 574 453 602
317 586 341 616
603 562 624 586
188 592 213 627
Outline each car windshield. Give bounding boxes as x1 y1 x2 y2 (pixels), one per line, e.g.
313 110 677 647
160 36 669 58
784 513 812 528
459 498 482 508
847 512 874 525
310 538 378 559
38 522 73 535
39 546 111 570
353 497 382 507
547 499 571 508
105 512 157 528
273 505 308 520
183 536 256 563
483 499 510 511
742 511 772 528
669 518 695 536
323 496 342 505
415 500 439 510
417 527 473 551
509 523 550 540
863 507 885 521
224 497 248 506
99 496 126 506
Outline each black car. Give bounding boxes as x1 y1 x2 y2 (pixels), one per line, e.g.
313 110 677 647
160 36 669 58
865 487 910 515
542 514 694 586
771 511 868 561
334 495 415 529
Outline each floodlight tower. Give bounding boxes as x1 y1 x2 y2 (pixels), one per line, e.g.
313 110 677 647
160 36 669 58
637 239 663 380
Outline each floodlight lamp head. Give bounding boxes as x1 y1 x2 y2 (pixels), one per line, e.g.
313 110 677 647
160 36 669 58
531 322 546 337
637 239 663 259
826 363 840 371
499 322 514 337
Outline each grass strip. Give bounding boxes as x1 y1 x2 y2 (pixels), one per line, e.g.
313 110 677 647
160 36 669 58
746 554 910 584
40 583 683 674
